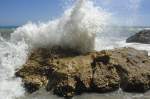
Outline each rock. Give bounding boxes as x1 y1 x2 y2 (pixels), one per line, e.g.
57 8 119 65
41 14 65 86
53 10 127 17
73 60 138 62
106 48 150 92
16 47 150 98
46 50 94 97
91 51 120 92
126 30 150 44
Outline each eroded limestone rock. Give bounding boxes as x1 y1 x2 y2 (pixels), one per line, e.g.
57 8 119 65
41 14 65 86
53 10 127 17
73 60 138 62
16 47 150 98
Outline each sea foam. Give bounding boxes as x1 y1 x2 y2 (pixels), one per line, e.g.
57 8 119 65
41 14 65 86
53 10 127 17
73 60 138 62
0 0 111 99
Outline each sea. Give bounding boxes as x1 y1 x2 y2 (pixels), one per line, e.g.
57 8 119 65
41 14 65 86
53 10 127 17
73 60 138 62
0 0 150 99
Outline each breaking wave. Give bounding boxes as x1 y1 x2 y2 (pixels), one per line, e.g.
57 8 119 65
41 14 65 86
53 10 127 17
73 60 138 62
0 0 111 99
0 0 149 99
11 0 110 53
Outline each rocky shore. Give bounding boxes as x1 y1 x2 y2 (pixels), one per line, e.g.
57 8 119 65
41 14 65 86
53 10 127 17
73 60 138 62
126 30 150 44
15 47 150 98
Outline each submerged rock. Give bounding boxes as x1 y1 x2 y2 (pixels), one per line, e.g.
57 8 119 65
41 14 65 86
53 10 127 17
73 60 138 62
16 47 150 98
126 30 150 44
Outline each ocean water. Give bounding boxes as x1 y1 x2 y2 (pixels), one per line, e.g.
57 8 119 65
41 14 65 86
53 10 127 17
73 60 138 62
0 27 16 39
19 89 150 99
0 0 150 99
95 26 150 55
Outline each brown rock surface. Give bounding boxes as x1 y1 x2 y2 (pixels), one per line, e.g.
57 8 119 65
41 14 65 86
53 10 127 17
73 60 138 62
15 47 150 98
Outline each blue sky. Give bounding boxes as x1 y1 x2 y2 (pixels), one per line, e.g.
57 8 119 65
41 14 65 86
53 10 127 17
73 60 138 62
0 0 150 26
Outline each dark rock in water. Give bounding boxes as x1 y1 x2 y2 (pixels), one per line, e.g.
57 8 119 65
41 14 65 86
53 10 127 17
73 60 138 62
15 47 150 98
126 30 150 44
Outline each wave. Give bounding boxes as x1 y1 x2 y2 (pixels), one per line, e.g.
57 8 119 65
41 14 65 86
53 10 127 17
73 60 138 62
11 0 110 53
0 0 111 99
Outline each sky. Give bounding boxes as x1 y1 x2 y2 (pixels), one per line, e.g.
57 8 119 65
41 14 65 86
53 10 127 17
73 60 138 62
0 0 150 26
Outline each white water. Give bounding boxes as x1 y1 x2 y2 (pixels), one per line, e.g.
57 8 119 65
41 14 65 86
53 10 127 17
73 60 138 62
0 37 28 99
0 0 149 99
11 0 110 53
95 27 150 55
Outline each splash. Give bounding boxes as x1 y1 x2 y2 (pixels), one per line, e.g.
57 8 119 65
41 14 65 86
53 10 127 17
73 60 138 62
0 0 111 99
11 0 111 53
0 37 28 99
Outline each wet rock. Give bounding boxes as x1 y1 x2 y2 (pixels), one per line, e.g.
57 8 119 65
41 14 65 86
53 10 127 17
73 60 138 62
46 51 94 97
110 48 150 92
126 30 150 44
16 47 150 98
91 52 120 92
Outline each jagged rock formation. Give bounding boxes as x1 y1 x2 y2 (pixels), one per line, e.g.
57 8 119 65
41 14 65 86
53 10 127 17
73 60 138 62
15 47 150 98
126 30 150 44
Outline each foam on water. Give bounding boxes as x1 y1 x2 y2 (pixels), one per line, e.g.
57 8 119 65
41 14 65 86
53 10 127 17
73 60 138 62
95 26 150 55
0 37 28 99
0 0 111 99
